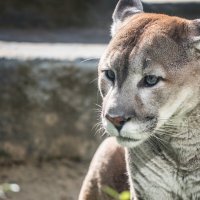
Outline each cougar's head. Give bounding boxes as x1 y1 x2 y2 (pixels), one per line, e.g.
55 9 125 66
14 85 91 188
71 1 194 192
98 0 200 147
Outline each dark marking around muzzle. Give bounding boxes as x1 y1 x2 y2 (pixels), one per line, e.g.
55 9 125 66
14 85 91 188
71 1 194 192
106 114 131 131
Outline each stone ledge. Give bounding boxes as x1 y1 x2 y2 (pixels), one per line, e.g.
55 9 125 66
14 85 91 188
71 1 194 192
0 41 106 61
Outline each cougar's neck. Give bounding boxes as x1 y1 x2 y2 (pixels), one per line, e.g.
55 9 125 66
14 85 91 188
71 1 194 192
165 90 200 170
166 103 200 170
127 103 200 172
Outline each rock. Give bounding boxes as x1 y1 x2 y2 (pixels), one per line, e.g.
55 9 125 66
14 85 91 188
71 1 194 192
0 58 103 162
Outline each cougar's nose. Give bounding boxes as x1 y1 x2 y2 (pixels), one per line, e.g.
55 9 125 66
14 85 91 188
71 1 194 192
105 114 130 131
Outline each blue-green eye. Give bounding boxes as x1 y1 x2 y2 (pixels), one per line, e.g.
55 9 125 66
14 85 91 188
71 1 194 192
143 75 160 87
105 70 115 82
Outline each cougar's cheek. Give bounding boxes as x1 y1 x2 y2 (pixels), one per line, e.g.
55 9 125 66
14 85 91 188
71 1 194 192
156 87 194 128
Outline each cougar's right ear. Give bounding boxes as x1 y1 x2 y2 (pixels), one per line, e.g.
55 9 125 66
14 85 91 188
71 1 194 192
190 19 200 56
111 0 143 37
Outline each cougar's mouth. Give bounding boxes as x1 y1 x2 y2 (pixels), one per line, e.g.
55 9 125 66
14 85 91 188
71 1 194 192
117 136 140 142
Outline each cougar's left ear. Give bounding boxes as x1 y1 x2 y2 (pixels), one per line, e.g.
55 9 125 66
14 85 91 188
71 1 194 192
111 0 143 36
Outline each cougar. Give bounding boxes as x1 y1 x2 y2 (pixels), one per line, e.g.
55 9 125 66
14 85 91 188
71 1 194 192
79 0 200 199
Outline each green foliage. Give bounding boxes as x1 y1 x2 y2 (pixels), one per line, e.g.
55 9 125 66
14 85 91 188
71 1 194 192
119 191 131 200
103 186 130 200
0 183 20 199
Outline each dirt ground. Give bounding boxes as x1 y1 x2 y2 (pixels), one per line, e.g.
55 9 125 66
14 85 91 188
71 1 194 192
0 160 89 200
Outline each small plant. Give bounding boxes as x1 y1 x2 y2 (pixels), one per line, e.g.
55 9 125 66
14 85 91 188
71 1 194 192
103 186 130 200
0 183 20 199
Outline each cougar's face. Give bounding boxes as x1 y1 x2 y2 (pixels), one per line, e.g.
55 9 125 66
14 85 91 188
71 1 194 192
98 14 200 148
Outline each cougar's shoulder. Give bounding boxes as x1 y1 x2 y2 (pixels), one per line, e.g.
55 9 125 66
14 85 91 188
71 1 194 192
79 137 128 200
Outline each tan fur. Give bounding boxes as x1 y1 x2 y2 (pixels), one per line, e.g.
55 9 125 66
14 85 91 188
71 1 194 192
109 13 189 50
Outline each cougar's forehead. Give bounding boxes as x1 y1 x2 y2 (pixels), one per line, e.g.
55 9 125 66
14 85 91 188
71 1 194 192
100 13 190 80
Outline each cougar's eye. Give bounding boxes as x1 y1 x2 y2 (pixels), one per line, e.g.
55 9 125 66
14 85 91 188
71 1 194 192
105 70 115 82
143 75 160 87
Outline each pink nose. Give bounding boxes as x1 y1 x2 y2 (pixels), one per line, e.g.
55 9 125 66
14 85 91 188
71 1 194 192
105 114 128 131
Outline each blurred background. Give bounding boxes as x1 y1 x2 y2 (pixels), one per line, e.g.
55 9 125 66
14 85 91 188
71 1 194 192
0 0 199 200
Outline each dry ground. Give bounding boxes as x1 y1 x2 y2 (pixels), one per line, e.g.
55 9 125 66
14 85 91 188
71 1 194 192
0 160 89 200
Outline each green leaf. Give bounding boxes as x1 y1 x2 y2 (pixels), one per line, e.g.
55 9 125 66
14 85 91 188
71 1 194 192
102 186 119 199
119 191 130 200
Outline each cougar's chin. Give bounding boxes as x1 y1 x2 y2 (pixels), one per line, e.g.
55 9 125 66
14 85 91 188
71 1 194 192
116 136 148 148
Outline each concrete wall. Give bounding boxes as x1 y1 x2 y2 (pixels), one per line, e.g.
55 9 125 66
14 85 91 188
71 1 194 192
0 0 199 28
0 0 117 28
0 59 102 162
